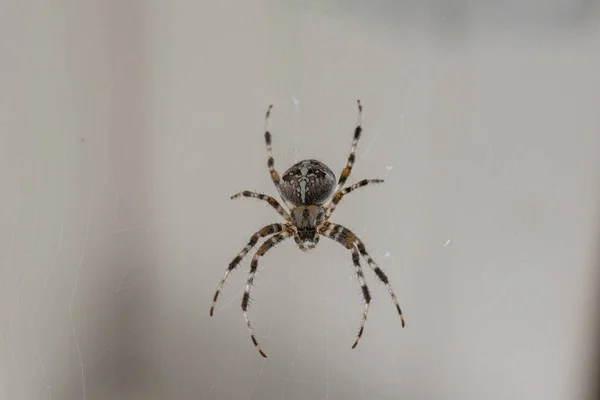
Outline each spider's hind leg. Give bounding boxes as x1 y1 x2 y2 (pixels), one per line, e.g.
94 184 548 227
320 222 405 336
356 240 405 328
242 230 293 358
350 246 371 348
209 223 287 316
319 223 372 348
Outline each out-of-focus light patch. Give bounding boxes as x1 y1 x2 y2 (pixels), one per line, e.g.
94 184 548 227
291 95 300 112
383 251 391 258
444 239 452 247
384 165 394 178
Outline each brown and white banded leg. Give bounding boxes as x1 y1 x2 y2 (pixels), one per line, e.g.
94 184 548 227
355 240 404 327
324 178 384 219
210 223 288 316
319 224 371 347
325 100 363 210
231 190 291 222
242 230 293 358
263 105 294 210
320 222 405 328
350 246 371 348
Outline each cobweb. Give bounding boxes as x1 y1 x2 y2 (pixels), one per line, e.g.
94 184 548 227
1 169 158 399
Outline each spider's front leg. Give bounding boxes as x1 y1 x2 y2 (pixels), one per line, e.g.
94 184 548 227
242 230 293 358
329 100 363 198
320 222 405 347
209 223 289 316
263 105 295 210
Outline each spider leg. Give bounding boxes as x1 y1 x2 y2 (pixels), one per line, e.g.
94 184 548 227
242 230 293 358
327 100 363 206
356 239 405 327
320 222 405 329
320 225 371 348
324 178 384 219
263 105 295 209
210 223 288 316
231 190 291 222
350 245 371 348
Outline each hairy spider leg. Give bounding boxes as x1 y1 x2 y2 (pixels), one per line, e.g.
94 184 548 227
210 223 288 316
324 100 363 212
320 221 405 348
231 190 291 222
324 179 384 219
347 245 371 348
319 223 371 348
264 105 295 210
242 230 293 358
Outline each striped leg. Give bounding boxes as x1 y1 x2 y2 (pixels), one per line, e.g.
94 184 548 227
324 179 384 219
242 230 293 358
209 223 287 316
327 100 363 208
350 246 371 348
263 105 294 209
356 240 405 328
231 190 291 222
356 239 404 328
320 222 405 329
320 224 371 348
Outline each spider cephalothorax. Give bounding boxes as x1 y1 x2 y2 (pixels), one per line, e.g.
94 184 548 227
210 101 405 358
290 204 324 251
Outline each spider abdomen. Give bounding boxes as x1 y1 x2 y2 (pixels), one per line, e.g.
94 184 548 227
280 159 336 206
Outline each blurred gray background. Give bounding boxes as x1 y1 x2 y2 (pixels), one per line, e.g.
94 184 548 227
1 0 600 399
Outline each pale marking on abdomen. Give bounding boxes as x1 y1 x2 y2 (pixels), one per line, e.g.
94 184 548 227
299 166 309 203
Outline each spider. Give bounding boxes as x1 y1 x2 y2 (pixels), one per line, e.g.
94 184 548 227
209 100 405 358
